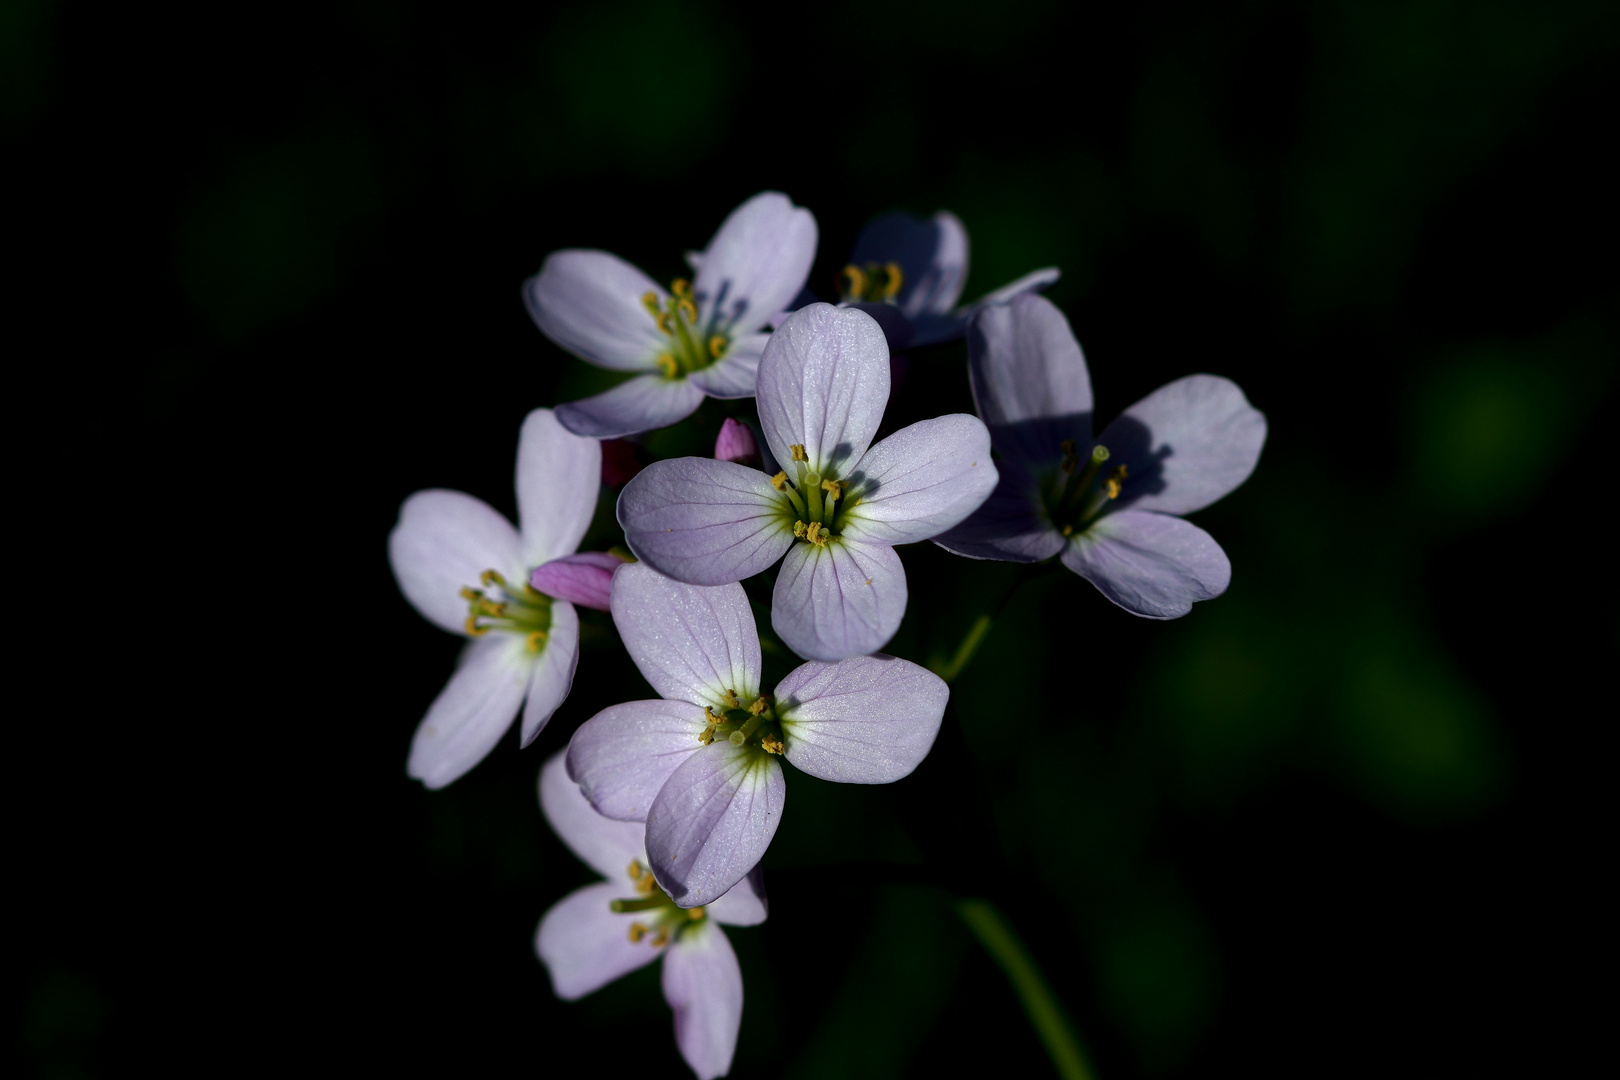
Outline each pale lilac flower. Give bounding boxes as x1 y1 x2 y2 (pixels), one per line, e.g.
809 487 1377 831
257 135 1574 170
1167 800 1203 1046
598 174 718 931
536 753 763 1080
712 417 758 466
387 409 601 788
524 192 817 439
567 563 948 907
834 210 1060 348
936 294 1267 618
616 303 999 661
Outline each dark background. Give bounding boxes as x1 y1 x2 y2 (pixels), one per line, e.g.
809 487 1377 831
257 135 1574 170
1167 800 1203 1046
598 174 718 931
10 1 1615 1076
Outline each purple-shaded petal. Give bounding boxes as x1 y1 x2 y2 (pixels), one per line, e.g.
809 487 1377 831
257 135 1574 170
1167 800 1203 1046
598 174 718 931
686 337 765 399
840 414 998 546
567 698 706 822
695 192 818 338
968 294 1093 469
646 741 785 907
516 408 602 567
539 751 647 880
756 303 891 478
1062 509 1231 619
530 553 622 612
406 633 531 789
663 921 744 1080
618 458 793 586
713 417 759 464
706 867 767 927
772 539 907 662
523 250 666 372
520 600 578 746
609 563 762 709
850 210 968 320
775 655 947 784
388 490 522 636
932 458 1066 563
556 374 706 439
843 300 914 352
1097 374 1267 516
535 882 661 1000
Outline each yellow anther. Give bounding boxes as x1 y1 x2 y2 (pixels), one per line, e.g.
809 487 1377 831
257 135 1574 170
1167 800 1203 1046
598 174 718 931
1060 524 1073 537
656 312 673 334
748 697 768 716
655 353 678 379
671 278 691 298
637 870 657 893
651 926 670 947
838 264 867 299
882 261 904 300
770 471 789 492
627 859 643 881
760 733 785 755
479 599 506 617
459 586 481 601
642 291 661 315
464 615 489 636
1104 478 1122 499
480 569 506 587
790 444 808 462
699 726 716 746
792 520 807 538
721 689 741 708
708 335 727 359
820 478 841 502
677 298 698 324
704 705 724 725
687 907 706 921
805 522 828 546
628 923 647 943
526 630 547 652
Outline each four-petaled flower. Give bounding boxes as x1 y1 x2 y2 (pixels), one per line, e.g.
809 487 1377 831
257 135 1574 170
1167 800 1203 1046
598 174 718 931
832 210 1060 349
567 563 949 907
936 293 1267 618
387 409 601 787
616 303 999 660
525 191 817 439
536 753 764 1080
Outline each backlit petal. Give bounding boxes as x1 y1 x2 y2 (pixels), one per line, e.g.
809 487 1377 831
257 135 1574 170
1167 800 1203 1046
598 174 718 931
756 303 890 479
516 408 601 566
520 599 578 747
523 249 666 371
556 374 706 439
539 751 647 880
618 457 793 586
663 921 744 1080
388 490 522 635
771 539 907 662
406 633 531 789
968 293 1093 470
535 882 661 1000
646 741 785 908
686 333 768 399
567 698 706 822
849 210 969 320
694 192 817 338
840 414 998 546
1061 509 1231 619
610 563 762 708
775 655 947 784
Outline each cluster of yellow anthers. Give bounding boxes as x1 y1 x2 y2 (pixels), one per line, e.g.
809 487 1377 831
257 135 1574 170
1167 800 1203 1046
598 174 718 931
612 859 706 946
836 261 905 304
641 278 728 379
460 569 550 651
699 690 786 755
771 443 855 547
1053 440 1130 536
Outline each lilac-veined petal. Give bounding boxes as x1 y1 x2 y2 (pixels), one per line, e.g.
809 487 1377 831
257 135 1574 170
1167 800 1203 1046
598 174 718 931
713 417 759 464
388 490 522 635
1096 374 1267 516
646 741 785 907
406 633 532 789
968 294 1093 470
685 335 765 399
755 303 891 479
775 655 948 784
694 192 817 338
1061 509 1231 619
840 414 998 546
705 866 767 927
663 920 744 1080
932 458 1066 563
618 457 794 586
516 408 602 566
567 699 706 822
523 250 667 372
539 752 647 880
772 539 907 662
520 599 578 747
535 882 661 1000
610 563 762 708
849 210 968 320
530 552 622 612
556 374 706 439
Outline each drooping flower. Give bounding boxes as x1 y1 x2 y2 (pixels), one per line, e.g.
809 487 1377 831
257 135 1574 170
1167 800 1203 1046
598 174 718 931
616 303 999 661
567 563 948 907
524 191 818 439
535 753 763 1080
832 210 1060 349
387 408 601 788
935 293 1267 618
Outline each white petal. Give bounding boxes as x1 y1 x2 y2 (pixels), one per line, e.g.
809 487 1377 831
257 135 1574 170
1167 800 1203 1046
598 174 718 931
556 374 707 439
694 192 818 338
706 867 768 927
406 633 531 789
388 490 522 635
535 882 661 1000
610 563 762 709
538 752 647 881
771 539 907 662
523 249 666 371
839 414 999 546
663 921 745 1080
775 655 948 783
646 742 785 908
755 303 891 479
686 334 767 399
520 600 578 747
516 408 602 567
567 698 706 822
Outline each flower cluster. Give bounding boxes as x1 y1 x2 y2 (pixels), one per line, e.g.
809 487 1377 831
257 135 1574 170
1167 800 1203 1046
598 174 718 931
387 191 1266 1076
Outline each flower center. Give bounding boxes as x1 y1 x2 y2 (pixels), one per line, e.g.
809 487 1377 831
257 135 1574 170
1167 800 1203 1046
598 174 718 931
699 689 786 756
610 859 708 946
836 262 905 304
460 569 552 652
1044 441 1129 536
642 277 728 379
768 443 863 548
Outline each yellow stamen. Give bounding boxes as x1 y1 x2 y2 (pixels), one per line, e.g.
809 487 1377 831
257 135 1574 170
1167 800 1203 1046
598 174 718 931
699 726 716 746
792 520 807 538
656 352 678 378
479 599 506 617
480 569 506 587
677 298 698 324
721 689 741 708
651 926 670 947
628 923 647 943
704 705 724 725
1104 478 1122 499
770 471 789 492
838 264 867 299
760 733 785 755
657 312 673 334
464 615 488 636
459 586 481 601
637 871 657 893
526 630 547 652
790 444 808 462
671 278 691 298
687 907 706 921
820 478 841 503
1060 524 1073 537
805 522 828 546
882 261 904 300
627 859 642 881
642 291 660 315
708 335 727 359
748 697 768 716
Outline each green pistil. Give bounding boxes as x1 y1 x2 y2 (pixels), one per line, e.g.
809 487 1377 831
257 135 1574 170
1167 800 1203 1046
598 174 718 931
1047 443 1129 536
700 697 785 754
609 895 667 914
644 279 727 378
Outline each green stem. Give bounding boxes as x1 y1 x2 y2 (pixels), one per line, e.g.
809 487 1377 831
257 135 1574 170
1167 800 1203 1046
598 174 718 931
936 614 992 684
956 899 1095 1080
